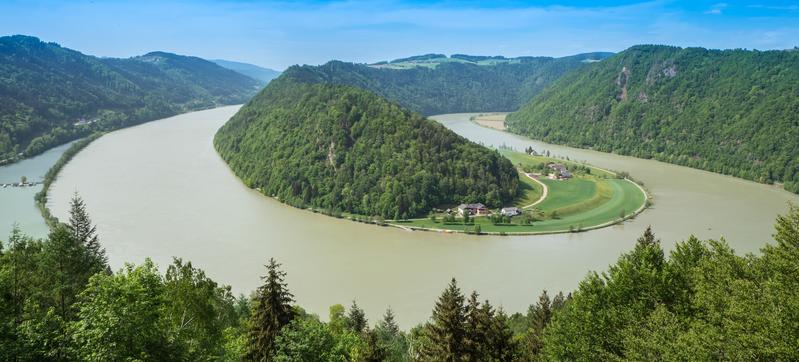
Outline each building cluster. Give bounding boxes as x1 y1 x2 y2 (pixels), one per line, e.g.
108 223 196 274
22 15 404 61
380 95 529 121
548 163 572 180
455 203 522 217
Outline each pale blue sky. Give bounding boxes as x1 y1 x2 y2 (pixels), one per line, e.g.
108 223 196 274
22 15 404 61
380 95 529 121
1 0 797 69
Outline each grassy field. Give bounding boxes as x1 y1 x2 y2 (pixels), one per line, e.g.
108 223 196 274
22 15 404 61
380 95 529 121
515 172 543 207
393 150 648 234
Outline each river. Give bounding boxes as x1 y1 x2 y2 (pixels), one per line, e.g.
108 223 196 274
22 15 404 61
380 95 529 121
0 141 75 239
45 106 798 328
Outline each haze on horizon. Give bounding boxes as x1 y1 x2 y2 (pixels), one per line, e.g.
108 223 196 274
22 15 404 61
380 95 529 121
1 0 797 70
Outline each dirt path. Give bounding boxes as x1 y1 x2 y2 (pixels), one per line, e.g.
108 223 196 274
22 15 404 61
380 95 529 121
521 172 548 209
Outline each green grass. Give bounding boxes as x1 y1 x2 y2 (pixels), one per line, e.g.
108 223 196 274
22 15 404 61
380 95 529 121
536 179 596 211
500 149 616 178
393 150 648 234
399 178 644 234
515 173 542 207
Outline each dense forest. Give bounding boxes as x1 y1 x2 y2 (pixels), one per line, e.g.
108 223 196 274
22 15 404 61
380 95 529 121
2 196 797 360
280 52 612 116
506 45 799 193
214 77 519 219
0 35 261 164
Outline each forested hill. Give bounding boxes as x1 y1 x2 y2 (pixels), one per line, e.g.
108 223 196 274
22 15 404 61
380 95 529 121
506 45 799 193
0 35 261 163
214 76 519 219
211 59 282 84
278 51 612 116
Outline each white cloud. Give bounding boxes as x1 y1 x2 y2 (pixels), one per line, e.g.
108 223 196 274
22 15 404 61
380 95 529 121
704 3 728 15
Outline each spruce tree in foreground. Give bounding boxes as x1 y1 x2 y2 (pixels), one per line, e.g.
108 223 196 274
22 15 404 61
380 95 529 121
464 291 489 360
347 300 367 334
422 278 466 361
376 308 400 337
247 258 295 361
67 192 108 272
489 308 516 361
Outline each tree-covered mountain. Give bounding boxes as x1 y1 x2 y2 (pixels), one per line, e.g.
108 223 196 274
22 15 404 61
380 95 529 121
506 45 799 193
0 35 261 164
214 76 519 219
211 59 281 84
282 52 612 116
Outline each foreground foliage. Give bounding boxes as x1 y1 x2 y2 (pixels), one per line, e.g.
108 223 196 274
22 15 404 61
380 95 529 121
215 78 519 218
507 45 799 193
2 196 797 360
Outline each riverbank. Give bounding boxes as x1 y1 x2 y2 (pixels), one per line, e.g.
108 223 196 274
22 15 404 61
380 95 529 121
470 113 508 130
246 148 650 236
45 109 799 328
387 150 650 235
35 133 104 228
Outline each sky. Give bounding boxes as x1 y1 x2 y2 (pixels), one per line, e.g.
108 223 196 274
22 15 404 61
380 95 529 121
0 0 798 70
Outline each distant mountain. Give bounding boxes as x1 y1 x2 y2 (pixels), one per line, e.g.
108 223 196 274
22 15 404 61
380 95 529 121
214 75 519 219
284 52 613 116
507 45 799 193
0 35 261 163
373 52 613 69
211 59 281 84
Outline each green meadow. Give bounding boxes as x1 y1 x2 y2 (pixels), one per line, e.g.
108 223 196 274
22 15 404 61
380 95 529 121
395 150 648 234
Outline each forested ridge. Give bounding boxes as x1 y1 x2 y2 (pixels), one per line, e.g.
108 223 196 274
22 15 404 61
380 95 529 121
280 52 611 116
214 76 519 219
211 59 282 84
507 45 799 193
3 195 798 360
0 35 261 164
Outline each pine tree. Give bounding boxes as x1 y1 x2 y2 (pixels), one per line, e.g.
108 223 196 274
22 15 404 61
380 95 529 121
532 290 552 332
523 290 553 358
552 291 567 311
40 224 95 359
376 308 400 337
423 278 467 361
347 300 367 334
67 192 107 272
464 292 492 361
637 226 658 247
375 308 408 362
488 308 516 361
246 258 295 361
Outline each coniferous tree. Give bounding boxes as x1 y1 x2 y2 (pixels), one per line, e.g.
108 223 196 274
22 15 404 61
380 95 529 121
246 258 295 361
489 308 516 361
522 290 553 359
531 290 552 332
67 192 107 272
376 308 400 337
346 300 367 334
40 224 97 359
637 226 658 247
551 292 567 311
375 307 408 361
422 278 467 361
464 292 491 361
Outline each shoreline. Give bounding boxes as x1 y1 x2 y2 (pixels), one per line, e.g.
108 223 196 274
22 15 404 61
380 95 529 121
34 104 242 230
41 107 650 237
479 116 794 195
225 156 651 236
383 175 650 236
